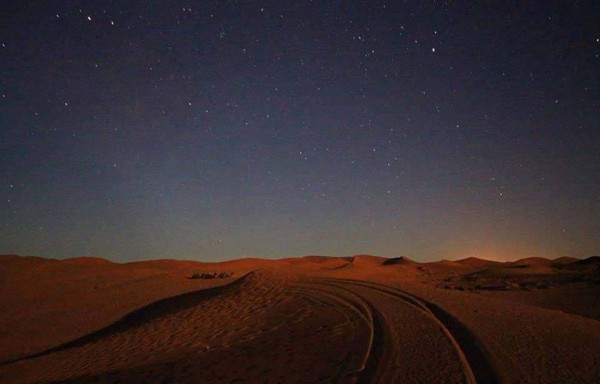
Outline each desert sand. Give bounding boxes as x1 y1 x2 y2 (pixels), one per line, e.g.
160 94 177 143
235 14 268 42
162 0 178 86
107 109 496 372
0 253 599 383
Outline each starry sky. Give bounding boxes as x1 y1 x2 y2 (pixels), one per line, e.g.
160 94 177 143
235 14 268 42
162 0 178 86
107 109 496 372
1 1 599 262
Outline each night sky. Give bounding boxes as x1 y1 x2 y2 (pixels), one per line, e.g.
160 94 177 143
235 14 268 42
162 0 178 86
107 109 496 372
1 1 599 262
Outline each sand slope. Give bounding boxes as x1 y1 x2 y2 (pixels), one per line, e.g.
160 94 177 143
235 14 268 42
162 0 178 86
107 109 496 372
1 254 599 383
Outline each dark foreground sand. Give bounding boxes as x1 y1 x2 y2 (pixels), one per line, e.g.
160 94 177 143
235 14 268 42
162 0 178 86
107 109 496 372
1 254 599 383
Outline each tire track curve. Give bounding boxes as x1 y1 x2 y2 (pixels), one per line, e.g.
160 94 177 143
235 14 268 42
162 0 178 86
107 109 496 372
293 284 384 384
315 278 500 384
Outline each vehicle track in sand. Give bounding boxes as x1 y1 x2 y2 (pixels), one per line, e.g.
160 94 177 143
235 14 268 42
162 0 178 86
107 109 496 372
308 278 499 384
292 284 383 384
1 273 499 383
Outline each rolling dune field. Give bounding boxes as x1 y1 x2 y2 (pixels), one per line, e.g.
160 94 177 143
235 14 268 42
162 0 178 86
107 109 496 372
1 254 599 383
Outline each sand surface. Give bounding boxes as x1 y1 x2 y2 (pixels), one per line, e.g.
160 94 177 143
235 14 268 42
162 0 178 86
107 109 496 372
1 254 599 383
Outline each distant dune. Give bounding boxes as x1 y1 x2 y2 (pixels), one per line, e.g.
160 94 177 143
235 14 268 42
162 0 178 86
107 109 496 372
1 254 599 383
382 255 416 265
454 256 504 267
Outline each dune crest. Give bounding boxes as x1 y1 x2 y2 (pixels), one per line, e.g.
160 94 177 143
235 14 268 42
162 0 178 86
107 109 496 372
382 255 416 265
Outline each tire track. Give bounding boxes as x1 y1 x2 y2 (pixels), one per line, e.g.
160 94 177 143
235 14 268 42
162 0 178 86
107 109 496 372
315 278 499 384
296 282 411 384
293 284 382 383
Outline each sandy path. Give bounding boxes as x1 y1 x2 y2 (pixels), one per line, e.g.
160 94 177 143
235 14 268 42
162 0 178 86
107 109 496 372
300 278 483 384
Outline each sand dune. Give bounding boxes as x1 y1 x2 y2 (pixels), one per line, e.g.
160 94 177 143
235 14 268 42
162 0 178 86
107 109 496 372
1 254 599 383
381 255 416 265
454 257 504 268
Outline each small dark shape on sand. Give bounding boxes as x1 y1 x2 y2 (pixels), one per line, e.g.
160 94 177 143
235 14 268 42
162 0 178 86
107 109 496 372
190 272 233 279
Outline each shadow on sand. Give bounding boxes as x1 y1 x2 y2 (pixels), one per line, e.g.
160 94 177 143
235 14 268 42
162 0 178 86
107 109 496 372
0 273 251 366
